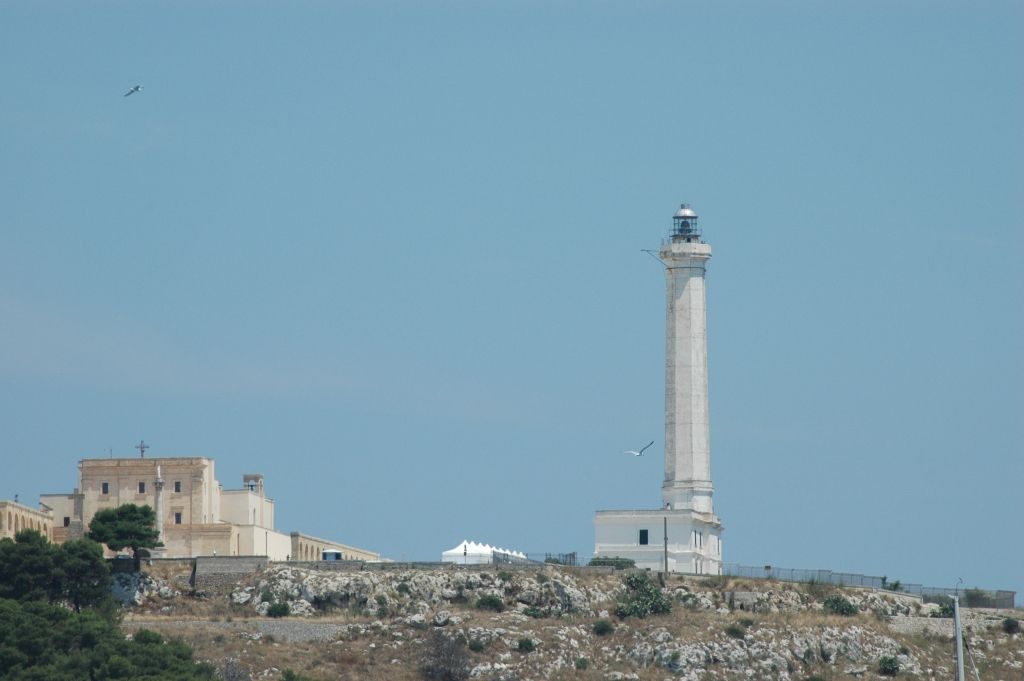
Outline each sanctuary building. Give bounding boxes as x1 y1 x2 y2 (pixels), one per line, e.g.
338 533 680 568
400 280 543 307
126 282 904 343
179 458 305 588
35 455 377 562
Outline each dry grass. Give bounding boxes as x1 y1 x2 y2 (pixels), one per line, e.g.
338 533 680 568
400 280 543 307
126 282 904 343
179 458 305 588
118 566 1022 681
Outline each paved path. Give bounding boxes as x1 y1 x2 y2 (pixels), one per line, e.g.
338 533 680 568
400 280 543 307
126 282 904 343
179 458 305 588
124 618 352 643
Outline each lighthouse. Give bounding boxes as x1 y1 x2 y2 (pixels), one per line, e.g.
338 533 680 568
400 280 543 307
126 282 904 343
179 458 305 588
593 203 723 574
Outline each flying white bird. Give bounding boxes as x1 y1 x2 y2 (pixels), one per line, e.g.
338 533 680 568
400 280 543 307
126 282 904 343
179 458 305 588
124 85 143 97
625 440 655 457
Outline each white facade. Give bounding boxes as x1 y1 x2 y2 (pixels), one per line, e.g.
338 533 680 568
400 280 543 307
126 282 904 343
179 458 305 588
594 204 723 574
220 490 273 529
236 526 292 560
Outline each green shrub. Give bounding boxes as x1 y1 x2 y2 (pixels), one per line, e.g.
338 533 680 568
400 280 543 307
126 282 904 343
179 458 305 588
878 655 900 676
523 606 544 618
497 571 513 582
588 556 636 569
397 581 411 595
725 624 745 639
475 594 505 612
889 580 902 592
575 657 589 670
823 595 857 616
593 619 615 636
375 594 389 615
739 617 755 628
804 676 826 681
267 602 290 618
930 601 954 619
468 639 485 653
282 671 315 681
1003 617 1021 635
134 629 163 645
615 573 672 618
260 589 274 604
517 637 535 653
536 573 549 584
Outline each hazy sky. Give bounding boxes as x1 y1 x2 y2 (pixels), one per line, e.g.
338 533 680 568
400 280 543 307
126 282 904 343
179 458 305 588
1 2 1021 602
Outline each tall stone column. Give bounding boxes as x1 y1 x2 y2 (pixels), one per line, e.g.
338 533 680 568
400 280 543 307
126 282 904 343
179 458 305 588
154 464 165 546
660 205 715 515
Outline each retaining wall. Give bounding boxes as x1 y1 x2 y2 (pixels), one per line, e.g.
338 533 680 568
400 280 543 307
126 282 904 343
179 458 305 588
193 555 268 591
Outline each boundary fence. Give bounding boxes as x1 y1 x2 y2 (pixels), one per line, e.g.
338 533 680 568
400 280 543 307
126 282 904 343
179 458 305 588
721 563 1015 609
492 552 578 567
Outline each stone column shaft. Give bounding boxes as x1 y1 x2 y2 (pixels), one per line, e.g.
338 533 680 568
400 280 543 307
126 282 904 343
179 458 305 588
660 240 713 513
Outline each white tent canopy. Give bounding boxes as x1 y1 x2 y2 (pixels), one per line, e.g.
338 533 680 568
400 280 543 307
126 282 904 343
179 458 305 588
441 540 528 565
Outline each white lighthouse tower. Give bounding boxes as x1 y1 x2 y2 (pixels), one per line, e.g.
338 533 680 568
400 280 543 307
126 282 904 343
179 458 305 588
594 203 723 574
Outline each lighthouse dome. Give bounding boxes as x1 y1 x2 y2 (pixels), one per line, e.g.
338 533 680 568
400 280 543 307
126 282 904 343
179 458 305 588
673 204 698 220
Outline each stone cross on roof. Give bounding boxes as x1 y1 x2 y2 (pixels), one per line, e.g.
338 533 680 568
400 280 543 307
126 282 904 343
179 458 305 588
135 440 149 458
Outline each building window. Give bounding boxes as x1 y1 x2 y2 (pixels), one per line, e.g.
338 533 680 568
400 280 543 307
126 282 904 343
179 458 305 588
101 482 109 495
174 512 182 525
63 517 70 527
639 529 649 545
174 481 181 493
138 481 145 494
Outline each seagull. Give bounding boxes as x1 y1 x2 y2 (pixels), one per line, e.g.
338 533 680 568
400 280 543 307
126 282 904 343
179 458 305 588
124 85 143 97
625 440 655 457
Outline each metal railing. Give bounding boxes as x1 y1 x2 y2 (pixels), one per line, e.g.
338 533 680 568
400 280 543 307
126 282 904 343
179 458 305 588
720 563 1015 609
491 552 578 567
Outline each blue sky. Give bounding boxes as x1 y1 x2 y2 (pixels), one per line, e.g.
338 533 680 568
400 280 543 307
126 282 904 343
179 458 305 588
1 2 1021 601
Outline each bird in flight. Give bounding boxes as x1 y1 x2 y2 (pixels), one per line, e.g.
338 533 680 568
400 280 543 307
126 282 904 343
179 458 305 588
124 85 143 97
625 440 655 457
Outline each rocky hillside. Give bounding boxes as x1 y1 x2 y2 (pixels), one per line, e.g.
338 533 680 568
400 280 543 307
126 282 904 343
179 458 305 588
119 564 1024 681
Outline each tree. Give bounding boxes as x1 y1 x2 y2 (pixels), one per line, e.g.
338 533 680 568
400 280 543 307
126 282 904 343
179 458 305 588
0 600 215 680
58 539 112 612
86 504 161 572
0 529 62 603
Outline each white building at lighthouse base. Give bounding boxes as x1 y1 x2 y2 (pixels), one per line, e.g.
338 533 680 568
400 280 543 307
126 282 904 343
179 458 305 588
594 508 722 574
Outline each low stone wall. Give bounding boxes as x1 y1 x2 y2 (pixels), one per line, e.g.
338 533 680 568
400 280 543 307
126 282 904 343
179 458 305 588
278 560 367 571
193 555 268 591
888 616 955 638
269 560 615 574
147 557 196 570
